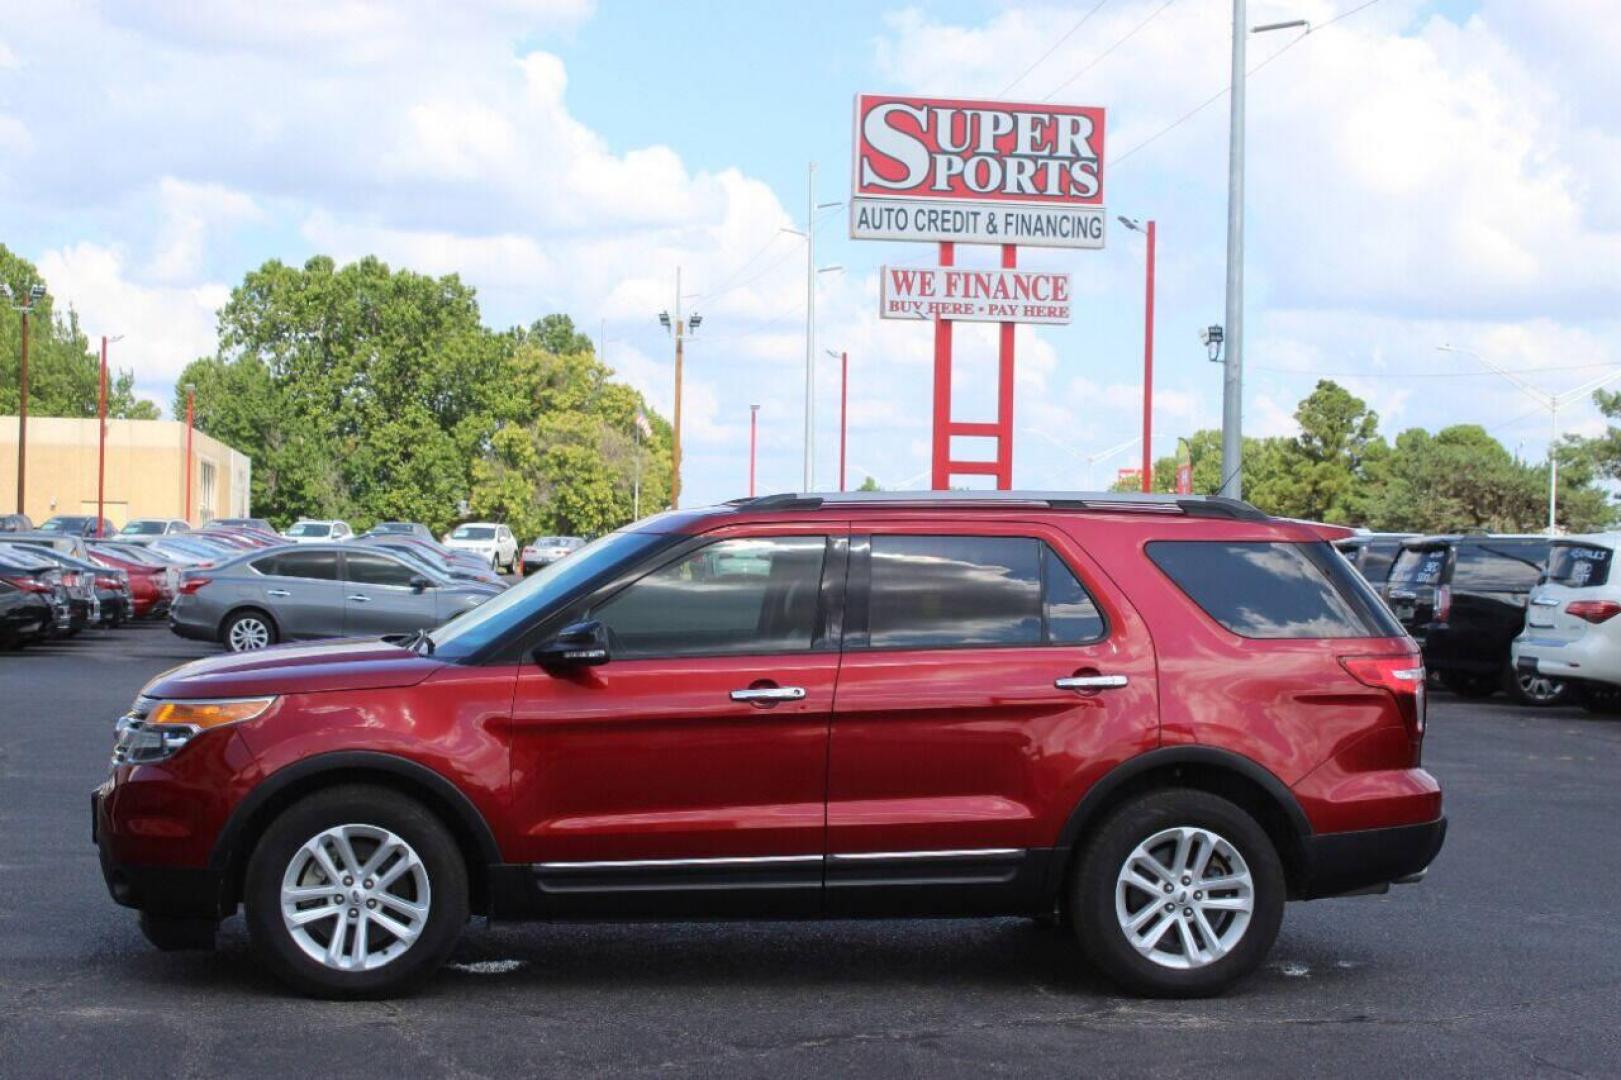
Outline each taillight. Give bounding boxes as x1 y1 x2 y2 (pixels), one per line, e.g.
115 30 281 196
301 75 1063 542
1566 599 1621 624
1 575 50 594
1434 584 1452 622
94 575 121 590
62 571 81 588
1340 653 1427 762
178 577 211 595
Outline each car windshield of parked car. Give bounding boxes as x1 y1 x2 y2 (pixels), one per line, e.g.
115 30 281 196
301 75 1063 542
428 529 668 659
451 525 495 541
40 518 86 533
370 523 414 535
286 522 332 538
120 521 166 535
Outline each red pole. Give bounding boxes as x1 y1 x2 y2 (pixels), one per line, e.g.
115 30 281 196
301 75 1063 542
997 244 1016 490
184 387 195 522
839 351 848 492
930 243 954 490
748 404 759 497
1141 220 1156 493
97 336 108 536
16 310 28 514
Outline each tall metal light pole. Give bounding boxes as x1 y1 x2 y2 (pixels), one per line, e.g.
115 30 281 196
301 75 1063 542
3 283 46 515
748 404 760 497
1438 345 1621 533
658 269 702 510
826 349 849 492
1221 10 1310 499
97 334 124 537
183 382 196 522
783 163 842 491
1119 218 1157 493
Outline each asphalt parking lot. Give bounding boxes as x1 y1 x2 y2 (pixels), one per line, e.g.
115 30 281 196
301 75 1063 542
3 625 1619 1078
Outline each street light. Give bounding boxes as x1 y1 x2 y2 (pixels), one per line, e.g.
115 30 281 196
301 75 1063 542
785 160 845 490
3 282 48 514
1437 345 1621 533
1220 6 1310 499
1118 216 1157 493
825 348 849 492
97 334 125 536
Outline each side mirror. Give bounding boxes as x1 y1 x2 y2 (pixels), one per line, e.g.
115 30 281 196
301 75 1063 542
410 576 433 593
533 620 610 668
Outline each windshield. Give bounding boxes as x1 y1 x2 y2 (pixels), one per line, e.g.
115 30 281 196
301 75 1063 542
287 522 332 537
429 530 669 659
120 520 166 535
451 525 495 540
372 523 413 534
40 518 86 533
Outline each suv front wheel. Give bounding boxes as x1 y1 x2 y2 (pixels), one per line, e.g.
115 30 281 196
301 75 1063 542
1071 790 1284 998
243 785 469 998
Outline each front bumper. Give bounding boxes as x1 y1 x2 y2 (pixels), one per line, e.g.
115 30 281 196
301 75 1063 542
92 780 231 918
1298 817 1447 899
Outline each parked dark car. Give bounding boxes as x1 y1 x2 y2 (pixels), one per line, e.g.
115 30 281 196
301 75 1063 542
0 547 73 637
1384 534 1562 704
1334 533 1417 586
25 548 133 626
38 515 117 538
0 577 54 647
0 513 34 533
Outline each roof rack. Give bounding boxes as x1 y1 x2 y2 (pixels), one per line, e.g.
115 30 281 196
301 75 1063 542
725 490 1268 522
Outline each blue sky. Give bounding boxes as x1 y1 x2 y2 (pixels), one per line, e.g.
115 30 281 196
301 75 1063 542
3 0 1617 508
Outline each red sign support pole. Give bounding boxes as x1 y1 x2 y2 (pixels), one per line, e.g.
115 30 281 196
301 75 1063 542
929 242 1018 491
1141 220 1156 493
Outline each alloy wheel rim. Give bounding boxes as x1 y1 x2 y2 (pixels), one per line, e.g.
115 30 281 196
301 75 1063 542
228 617 270 651
280 823 432 972
1518 672 1563 703
1114 825 1254 970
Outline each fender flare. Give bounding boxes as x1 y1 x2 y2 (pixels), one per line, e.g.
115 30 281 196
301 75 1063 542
209 750 503 874
1054 745 1314 856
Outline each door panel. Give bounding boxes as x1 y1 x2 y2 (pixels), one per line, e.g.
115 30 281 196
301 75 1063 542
250 550 345 639
826 524 1158 913
342 551 439 636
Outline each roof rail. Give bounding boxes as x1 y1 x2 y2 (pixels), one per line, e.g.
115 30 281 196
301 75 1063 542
724 490 1268 521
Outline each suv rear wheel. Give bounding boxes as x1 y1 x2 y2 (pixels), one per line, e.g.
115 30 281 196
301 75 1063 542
1504 666 1569 707
243 785 469 998
1071 790 1284 998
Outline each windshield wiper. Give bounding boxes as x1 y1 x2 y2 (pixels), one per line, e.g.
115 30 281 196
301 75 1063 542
399 628 435 656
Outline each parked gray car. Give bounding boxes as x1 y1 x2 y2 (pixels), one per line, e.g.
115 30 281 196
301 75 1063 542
168 544 500 651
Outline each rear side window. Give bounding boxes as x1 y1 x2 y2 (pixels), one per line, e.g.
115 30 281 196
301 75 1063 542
1148 540 1402 639
1544 543 1612 588
1360 540 1405 584
1453 541 1546 590
253 551 339 581
345 552 420 587
1388 546 1447 590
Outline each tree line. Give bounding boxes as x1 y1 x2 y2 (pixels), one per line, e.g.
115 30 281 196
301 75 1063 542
1122 379 1618 534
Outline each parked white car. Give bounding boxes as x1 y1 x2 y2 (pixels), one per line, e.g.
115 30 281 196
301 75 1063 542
283 519 354 544
443 522 517 572
1512 533 1621 714
520 535 584 575
117 518 191 543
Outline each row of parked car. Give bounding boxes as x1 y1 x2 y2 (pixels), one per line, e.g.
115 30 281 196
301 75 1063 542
1 511 592 654
1336 530 1621 713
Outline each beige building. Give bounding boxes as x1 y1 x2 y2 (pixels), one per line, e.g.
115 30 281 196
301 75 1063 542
0 416 251 528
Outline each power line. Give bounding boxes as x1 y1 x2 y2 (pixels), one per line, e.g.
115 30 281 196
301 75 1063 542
1043 0 1177 101
1113 0 1385 169
999 0 1111 97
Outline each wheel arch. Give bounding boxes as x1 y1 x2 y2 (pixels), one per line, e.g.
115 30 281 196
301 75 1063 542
211 751 503 915
1048 747 1314 903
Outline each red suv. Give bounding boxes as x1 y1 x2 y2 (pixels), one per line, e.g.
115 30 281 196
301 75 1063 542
94 492 1443 998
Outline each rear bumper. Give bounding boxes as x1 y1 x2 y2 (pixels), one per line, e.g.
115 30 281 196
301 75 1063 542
167 607 217 642
1298 817 1447 899
1514 634 1621 686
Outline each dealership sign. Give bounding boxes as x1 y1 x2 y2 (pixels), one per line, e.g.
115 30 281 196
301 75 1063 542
850 94 1106 248
880 266 1072 325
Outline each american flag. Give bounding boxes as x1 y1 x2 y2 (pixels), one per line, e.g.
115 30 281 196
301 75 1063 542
634 409 652 439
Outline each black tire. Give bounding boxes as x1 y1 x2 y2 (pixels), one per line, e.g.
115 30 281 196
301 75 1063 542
243 785 468 999
1440 670 1498 698
222 608 278 652
1070 790 1285 998
1503 665 1569 707
1577 682 1621 715
139 912 218 951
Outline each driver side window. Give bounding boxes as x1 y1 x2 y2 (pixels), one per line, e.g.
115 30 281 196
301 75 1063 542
591 536 828 658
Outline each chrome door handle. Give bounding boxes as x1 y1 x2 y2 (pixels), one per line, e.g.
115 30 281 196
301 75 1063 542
266 589 290 598
729 686 807 702
1055 674 1129 691
347 594 371 603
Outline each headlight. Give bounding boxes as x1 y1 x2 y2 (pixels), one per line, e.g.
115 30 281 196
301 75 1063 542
112 697 275 766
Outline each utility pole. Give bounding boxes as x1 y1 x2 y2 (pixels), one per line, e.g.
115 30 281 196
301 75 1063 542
659 269 701 510
1220 0 1246 500
183 383 196 522
1120 218 1157 493
97 336 109 536
748 404 760 497
826 349 849 492
804 163 816 491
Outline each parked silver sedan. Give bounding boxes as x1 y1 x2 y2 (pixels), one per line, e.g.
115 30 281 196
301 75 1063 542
168 543 501 651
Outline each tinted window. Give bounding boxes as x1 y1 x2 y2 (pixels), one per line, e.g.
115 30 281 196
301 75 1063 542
253 550 339 581
1543 543 1612 588
869 535 1042 649
121 521 166 535
1359 540 1406 584
1045 549 1105 644
592 537 827 658
452 525 495 540
1388 546 1447 590
1453 540 1546 591
1148 540 1400 639
345 552 421 587
286 522 332 538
